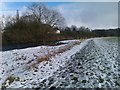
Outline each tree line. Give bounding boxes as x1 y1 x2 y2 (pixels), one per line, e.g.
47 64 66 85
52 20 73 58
1 3 119 46
2 3 66 46
62 26 119 39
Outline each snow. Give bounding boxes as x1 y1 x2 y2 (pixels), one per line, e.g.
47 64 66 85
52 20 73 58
1 37 118 89
57 40 80 44
0 39 89 88
35 37 119 89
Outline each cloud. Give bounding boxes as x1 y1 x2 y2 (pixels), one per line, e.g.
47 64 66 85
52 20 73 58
1 2 118 29
54 2 118 29
19 6 28 16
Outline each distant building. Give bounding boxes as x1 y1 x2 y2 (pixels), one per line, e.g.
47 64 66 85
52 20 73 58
56 30 60 34
54 27 61 34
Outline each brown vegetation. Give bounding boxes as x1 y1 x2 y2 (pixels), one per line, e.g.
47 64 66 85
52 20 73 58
2 75 20 90
26 41 81 70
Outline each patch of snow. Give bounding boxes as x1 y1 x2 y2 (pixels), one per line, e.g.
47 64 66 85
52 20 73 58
57 40 80 44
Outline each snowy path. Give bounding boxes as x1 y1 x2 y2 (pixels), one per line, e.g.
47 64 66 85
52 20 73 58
1 37 119 89
36 37 119 89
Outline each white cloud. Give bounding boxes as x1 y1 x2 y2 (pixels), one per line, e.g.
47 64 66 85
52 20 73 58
19 6 28 16
54 2 118 29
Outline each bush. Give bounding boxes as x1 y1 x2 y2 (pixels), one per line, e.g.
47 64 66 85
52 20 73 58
2 20 61 46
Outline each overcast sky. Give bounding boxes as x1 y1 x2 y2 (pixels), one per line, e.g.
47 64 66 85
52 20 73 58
0 2 118 29
54 2 118 29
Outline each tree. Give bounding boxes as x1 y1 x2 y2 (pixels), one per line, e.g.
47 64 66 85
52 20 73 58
79 26 86 31
26 3 65 28
71 25 77 31
43 9 65 28
16 10 20 21
0 17 3 31
27 3 45 23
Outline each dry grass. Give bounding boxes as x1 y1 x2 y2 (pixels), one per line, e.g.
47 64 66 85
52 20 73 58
26 40 83 70
37 54 51 63
5 76 15 85
5 76 20 85
2 75 20 90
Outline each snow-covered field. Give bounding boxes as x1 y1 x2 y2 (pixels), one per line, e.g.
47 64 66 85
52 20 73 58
0 39 84 89
0 37 119 89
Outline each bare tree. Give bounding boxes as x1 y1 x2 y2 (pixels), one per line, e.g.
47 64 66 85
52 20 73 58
79 26 86 31
26 3 66 28
43 9 65 28
27 3 46 23
5 16 16 27
71 25 77 31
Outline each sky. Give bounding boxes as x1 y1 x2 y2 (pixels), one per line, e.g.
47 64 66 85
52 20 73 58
0 2 118 29
0 0 119 2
